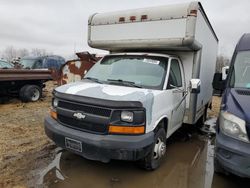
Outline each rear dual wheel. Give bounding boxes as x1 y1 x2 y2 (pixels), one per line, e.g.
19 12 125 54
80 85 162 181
19 85 42 102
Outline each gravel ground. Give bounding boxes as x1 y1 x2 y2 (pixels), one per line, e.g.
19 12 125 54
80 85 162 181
0 82 57 188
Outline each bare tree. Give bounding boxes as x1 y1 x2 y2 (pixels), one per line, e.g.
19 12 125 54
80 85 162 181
18 48 29 58
31 48 52 57
216 55 230 72
1 46 53 62
2 46 18 62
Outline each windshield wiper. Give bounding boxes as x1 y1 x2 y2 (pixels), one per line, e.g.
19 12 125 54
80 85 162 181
107 79 142 88
85 77 103 84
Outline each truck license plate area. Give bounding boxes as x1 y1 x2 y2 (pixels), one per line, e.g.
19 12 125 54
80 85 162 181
65 137 82 152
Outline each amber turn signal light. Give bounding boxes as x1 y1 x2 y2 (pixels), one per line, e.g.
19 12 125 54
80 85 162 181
50 110 57 120
109 125 145 134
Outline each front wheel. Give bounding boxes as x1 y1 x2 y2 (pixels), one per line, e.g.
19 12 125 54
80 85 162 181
140 128 166 170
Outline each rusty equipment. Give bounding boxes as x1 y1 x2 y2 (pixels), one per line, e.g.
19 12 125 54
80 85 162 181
58 52 100 85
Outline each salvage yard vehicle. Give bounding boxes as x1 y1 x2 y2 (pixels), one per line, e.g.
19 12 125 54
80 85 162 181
19 55 65 71
214 33 250 178
58 52 99 85
45 1 218 169
0 59 14 69
0 69 52 102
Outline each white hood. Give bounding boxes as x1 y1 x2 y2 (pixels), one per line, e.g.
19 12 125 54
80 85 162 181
55 80 161 103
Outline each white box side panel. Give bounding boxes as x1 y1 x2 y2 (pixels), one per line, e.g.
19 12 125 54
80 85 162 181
195 10 218 111
90 19 187 41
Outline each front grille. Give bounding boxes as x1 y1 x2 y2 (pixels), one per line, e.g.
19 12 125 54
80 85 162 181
58 114 107 134
58 101 111 117
236 90 250 96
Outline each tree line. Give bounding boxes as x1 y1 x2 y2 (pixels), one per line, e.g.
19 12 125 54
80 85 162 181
0 46 53 62
216 55 230 73
1 46 230 72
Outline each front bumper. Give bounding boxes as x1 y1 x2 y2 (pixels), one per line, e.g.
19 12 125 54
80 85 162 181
215 130 250 178
44 116 154 162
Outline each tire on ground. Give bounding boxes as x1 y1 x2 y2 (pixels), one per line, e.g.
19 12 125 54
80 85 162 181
140 128 167 170
19 85 42 102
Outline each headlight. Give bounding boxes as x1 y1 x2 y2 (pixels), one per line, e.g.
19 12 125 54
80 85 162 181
52 98 59 108
121 111 133 123
220 111 249 143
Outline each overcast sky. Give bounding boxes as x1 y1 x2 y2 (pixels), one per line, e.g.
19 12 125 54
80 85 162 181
0 0 250 58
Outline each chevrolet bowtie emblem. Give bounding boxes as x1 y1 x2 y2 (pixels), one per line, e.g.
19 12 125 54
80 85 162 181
73 112 86 120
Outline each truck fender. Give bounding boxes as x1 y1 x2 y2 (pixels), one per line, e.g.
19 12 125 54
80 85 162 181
153 115 169 135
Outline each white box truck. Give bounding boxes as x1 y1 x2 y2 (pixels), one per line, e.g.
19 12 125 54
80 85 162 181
45 1 218 170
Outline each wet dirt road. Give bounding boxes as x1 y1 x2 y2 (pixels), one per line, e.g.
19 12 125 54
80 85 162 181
38 129 250 188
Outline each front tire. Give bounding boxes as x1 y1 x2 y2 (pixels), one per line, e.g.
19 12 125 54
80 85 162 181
140 128 166 170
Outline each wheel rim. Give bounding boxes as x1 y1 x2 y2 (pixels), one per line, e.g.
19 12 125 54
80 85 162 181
153 137 166 159
31 88 40 101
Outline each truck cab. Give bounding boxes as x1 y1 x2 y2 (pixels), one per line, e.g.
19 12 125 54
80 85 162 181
0 60 14 69
45 52 189 169
214 33 250 177
19 55 65 71
80 53 186 136
44 1 218 170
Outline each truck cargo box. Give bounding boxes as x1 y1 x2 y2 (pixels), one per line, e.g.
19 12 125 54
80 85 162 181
88 1 218 52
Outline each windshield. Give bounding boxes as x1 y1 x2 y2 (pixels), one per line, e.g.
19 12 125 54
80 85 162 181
85 55 168 89
0 60 13 68
230 51 250 88
19 58 37 69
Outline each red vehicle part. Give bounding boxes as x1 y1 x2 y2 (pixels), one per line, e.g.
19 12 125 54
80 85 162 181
58 52 100 85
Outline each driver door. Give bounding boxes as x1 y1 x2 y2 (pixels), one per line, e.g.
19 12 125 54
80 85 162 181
167 58 186 130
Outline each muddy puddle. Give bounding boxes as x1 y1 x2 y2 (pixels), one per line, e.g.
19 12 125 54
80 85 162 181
39 137 206 188
36 124 250 188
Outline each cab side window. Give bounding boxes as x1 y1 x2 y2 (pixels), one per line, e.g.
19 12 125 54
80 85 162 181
167 59 182 89
33 60 43 69
45 58 60 69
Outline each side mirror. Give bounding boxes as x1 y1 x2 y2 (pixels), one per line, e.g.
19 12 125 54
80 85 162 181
222 66 229 81
212 73 226 91
190 79 201 94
